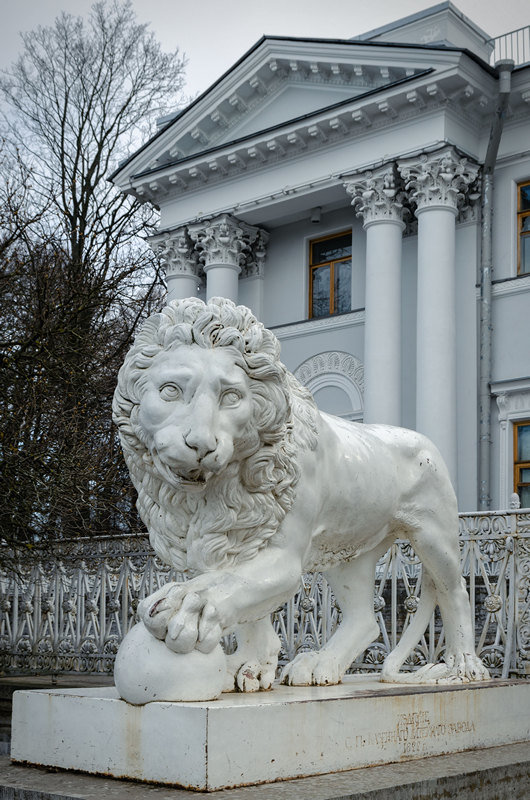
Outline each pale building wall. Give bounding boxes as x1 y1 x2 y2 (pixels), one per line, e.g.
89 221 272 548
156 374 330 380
493 292 530 383
455 222 480 510
262 207 362 328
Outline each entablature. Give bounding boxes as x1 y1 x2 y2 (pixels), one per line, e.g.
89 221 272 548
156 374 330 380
125 66 494 212
111 37 498 197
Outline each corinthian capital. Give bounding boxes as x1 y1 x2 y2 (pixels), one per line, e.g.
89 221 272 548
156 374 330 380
242 228 270 278
155 227 199 277
190 214 268 274
344 164 404 227
398 146 480 214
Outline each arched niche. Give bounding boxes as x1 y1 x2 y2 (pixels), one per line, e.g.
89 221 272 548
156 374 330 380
294 351 364 421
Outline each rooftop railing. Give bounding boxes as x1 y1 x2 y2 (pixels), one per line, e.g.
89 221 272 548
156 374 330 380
1 509 529 680
490 26 530 67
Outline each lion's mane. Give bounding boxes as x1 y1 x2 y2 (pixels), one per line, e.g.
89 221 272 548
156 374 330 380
113 297 318 574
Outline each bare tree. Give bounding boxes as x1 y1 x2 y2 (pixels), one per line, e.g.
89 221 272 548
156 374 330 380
0 1 186 550
1 0 185 272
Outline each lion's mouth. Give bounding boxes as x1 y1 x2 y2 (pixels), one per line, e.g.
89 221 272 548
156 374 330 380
179 470 207 485
150 451 212 491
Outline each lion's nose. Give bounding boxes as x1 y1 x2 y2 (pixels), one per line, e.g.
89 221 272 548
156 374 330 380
184 427 217 460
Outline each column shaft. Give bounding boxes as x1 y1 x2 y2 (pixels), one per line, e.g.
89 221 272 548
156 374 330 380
416 206 458 480
167 273 198 302
345 165 404 426
205 264 240 303
398 147 480 489
364 219 403 425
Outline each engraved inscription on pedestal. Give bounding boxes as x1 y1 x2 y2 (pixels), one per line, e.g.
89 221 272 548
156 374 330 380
352 709 476 758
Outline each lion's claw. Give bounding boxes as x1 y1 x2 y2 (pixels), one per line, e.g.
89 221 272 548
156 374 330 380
139 583 222 654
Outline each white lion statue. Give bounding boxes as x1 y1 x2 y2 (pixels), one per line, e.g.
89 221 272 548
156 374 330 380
112 297 488 697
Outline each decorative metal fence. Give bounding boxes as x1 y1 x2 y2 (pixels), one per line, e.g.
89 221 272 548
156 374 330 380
1 510 529 679
490 26 530 66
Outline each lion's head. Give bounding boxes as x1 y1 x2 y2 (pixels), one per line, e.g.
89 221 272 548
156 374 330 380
113 298 317 573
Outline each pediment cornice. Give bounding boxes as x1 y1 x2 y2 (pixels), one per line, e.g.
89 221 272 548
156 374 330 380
120 63 500 208
111 37 497 192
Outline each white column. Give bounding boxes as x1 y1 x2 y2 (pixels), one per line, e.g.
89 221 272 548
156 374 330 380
204 262 240 302
398 147 479 485
154 228 201 302
191 216 244 304
345 165 404 426
191 215 268 306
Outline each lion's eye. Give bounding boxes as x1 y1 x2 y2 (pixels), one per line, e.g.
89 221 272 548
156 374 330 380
159 383 182 401
220 389 242 407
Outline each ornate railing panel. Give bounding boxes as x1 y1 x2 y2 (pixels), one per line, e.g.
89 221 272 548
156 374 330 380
1 511 529 678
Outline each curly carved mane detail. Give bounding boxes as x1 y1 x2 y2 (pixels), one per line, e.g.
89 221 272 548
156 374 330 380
113 298 318 573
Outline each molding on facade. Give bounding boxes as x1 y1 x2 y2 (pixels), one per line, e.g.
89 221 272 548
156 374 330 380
272 310 365 340
118 62 498 208
474 275 530 301
492 275 530 298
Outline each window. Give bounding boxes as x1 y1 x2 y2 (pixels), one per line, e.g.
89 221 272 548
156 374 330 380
514 421 530 507
518 181 530 275
309 231 352 319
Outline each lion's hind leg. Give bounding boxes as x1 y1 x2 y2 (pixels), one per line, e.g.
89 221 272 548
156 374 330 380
383 515 489 684
281 552 381 686
224 617 280 693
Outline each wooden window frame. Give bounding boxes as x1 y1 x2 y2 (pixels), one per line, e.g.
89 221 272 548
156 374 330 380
513 420 530 503
309 230 352 319
517 180 530 275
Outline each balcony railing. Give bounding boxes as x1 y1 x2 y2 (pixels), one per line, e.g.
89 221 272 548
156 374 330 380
1 509 529 679
490 26 530 66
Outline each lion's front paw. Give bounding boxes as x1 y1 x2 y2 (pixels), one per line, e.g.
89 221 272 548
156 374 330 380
280 651 342 686
138 583 222 654
138 582 184 640
237 661 275 692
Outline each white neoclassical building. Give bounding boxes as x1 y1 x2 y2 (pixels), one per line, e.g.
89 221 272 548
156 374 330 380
111 2 530 512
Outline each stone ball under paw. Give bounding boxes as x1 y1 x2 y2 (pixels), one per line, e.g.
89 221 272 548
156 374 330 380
114 621 226 704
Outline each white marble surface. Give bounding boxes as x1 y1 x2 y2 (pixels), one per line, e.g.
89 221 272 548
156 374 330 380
112 297 488 700
11 676 530 791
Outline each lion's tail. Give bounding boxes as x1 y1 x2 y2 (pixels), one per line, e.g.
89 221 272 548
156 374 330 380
380 572 437 682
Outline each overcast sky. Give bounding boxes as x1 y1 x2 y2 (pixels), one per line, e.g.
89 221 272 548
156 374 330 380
1 0 528 99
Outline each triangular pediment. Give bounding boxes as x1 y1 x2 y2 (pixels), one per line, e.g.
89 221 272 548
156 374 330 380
214 82 370 144
112 36 462 185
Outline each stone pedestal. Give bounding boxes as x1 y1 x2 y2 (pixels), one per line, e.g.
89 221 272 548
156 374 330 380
10 676 530 792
